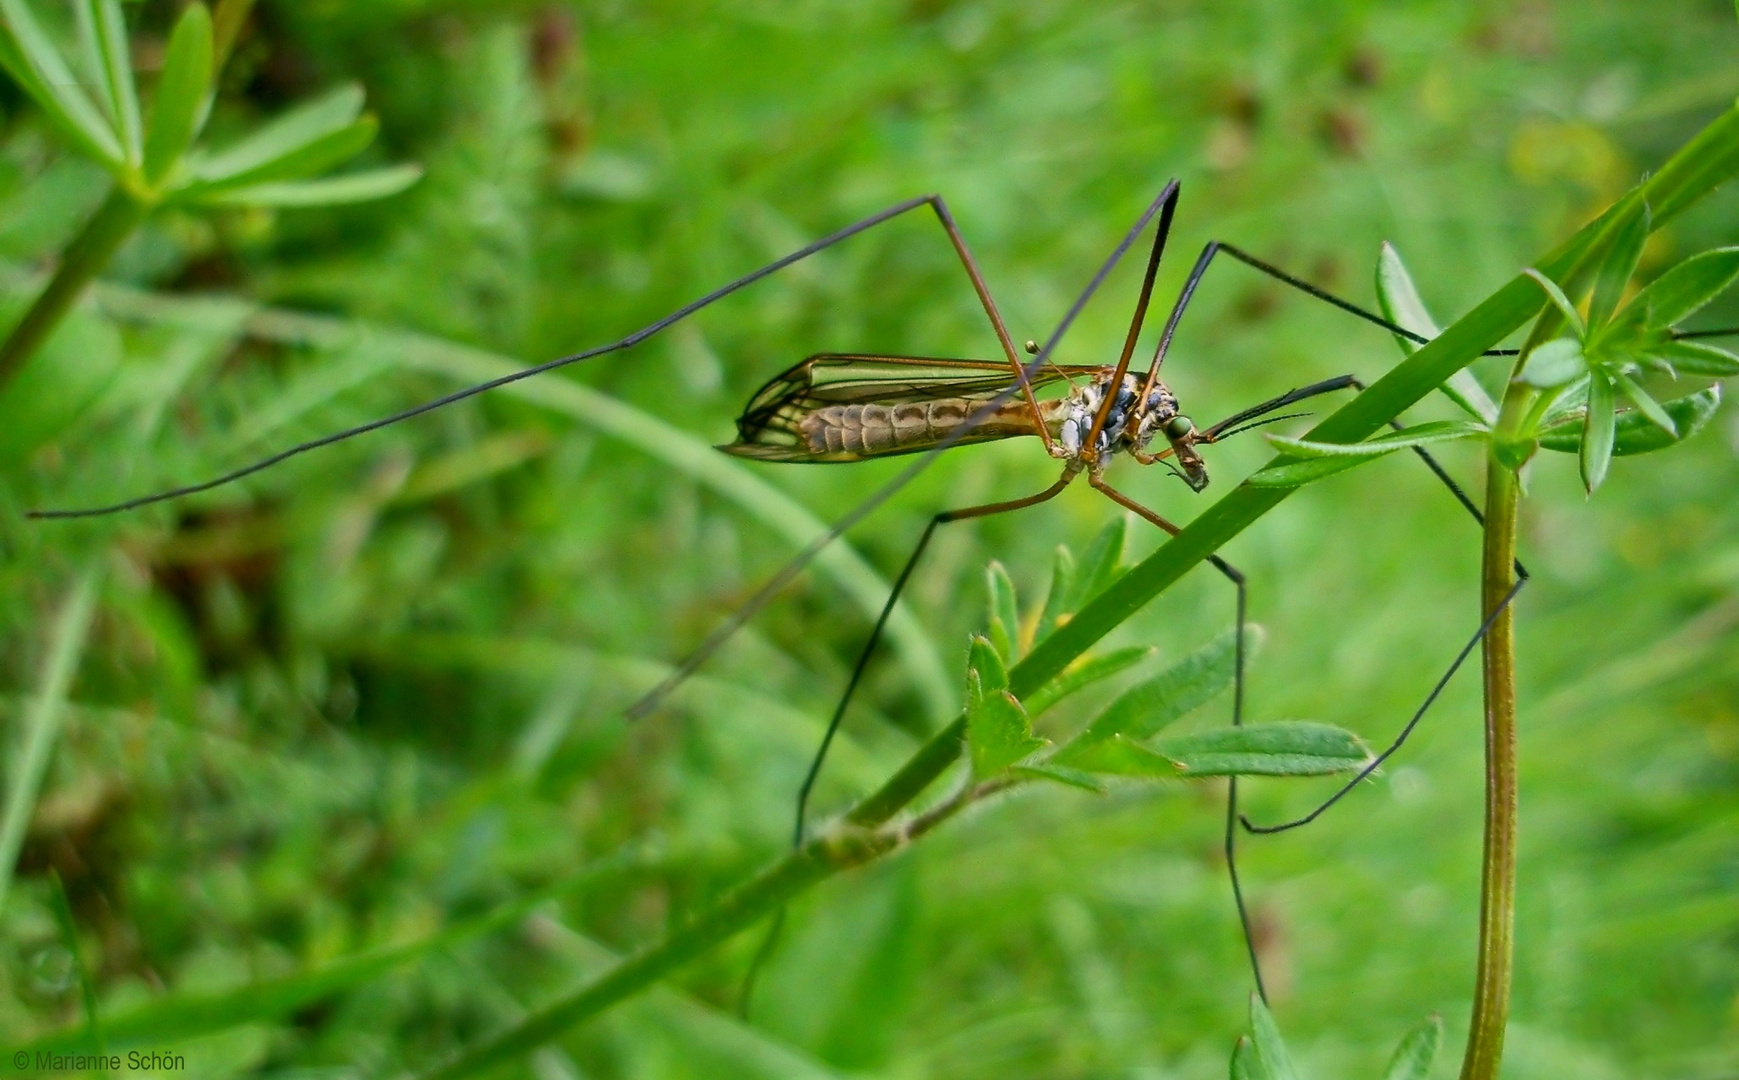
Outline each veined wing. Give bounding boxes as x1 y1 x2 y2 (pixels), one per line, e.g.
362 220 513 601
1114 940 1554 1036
723 353 1101 463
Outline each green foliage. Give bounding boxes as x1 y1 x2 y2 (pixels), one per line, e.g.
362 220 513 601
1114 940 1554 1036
1231 998 1441 1080
3 5 1738 1079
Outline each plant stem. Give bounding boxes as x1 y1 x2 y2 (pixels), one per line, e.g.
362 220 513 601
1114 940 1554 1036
1460 450 1520 1080
0 188 148 394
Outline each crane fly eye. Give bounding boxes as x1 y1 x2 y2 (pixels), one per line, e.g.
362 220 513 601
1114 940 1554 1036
1164 415 1194 440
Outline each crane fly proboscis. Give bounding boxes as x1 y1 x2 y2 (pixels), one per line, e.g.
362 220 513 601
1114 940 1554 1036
31 180 1534 1004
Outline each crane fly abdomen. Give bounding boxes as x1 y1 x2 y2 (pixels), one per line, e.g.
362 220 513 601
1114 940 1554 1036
798 398 1044 460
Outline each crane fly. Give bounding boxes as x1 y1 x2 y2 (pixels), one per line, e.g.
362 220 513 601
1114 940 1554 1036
29 179 1529 1006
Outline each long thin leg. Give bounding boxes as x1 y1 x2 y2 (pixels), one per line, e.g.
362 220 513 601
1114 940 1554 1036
1138 241 1518 397
625 182 1184 719
1084 185 1181 451
1227 375 1531 833
738 469 1080 1018
32 191 1037 519
1087 474 1267 1002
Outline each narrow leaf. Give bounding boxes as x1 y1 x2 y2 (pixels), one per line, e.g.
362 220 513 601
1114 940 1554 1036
1231 1037 1271 1080
1057 629 1239 756
80 0 141 163
1025 645 1154 718
142 2 212 184
1518 337 1587 388
1538 384 1721 456
1056 734 1183 778
0 0 124 165
1036 543 1077 641
985 561 1020 663
185 163 423 207
1153 721 1370 777
1613 371 1676 436
1580 371 1616 493
1589 198 1649 328
1376 241 1497 423
1011 763 1106 793
1266 420 1486 458
1382 1015 1443 1080
1632 247 1739 328
1655 338 1739 376
1523 268 1587 339
189 83 366 186
1249 994 1302 1080
1067 515 1127 612
1245 453 1374 488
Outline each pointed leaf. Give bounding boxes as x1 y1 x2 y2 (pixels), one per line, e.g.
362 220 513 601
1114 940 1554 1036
1654 338 1739 376
1382 1015 1443 1080
0 0 124 165
1025 646 1154 718
189 83 366 186
1068 515 1127 612
79 0 140 163
1376 241 1498 423
1231 1036 1271 1080
1632 247 1739 329
967 658 1044 779
1057 734 1184 778
1057 630 1238 757
985 561 1020 663
1538 384 1721 456
1036 543 1077 641
1518 337 1587 388
183 163 423 207
1267 420 1486 459
1154 721 1369 777
142 2 212 185
967 635 1007 698
1613 372 1676 436
1011 763 1106 793
1580 371 1616 493
1249 994 1302 1080
1245 453 1374 488
1523 268 1587 339
1589 198 1649 328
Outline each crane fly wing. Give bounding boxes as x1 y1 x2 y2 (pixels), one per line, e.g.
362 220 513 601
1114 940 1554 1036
722 354 1096 463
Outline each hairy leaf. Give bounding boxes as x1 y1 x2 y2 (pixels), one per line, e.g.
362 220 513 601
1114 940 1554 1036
1632 246 1739 328
1025 645 1154 718
1581 370 1617 493
1654 337 1739 376
1589 197 1649 329
1375 242 1497 423
985 560 1020 662
1523 268 1587 339
1154 722 1369 777
1613 371 1676 435
1057 630 1237 756
1518 337 1587 388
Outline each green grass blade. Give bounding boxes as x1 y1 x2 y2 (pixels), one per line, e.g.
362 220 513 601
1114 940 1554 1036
0 567 99 917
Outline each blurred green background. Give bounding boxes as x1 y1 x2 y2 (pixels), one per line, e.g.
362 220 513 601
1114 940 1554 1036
2 0 1738 1076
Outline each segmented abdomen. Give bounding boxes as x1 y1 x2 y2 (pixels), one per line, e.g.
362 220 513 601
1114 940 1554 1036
799 398 1043 458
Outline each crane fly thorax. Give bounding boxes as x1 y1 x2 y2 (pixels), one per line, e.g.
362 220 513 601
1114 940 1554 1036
1043 373 1202 481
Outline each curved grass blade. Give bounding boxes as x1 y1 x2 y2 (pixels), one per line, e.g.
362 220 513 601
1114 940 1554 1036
0 568 100 917
1376 241 1497 423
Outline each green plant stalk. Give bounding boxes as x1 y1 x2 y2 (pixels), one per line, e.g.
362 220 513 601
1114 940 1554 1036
1461 429 1523 1080
0 188 146 392
399 104 1739 1078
